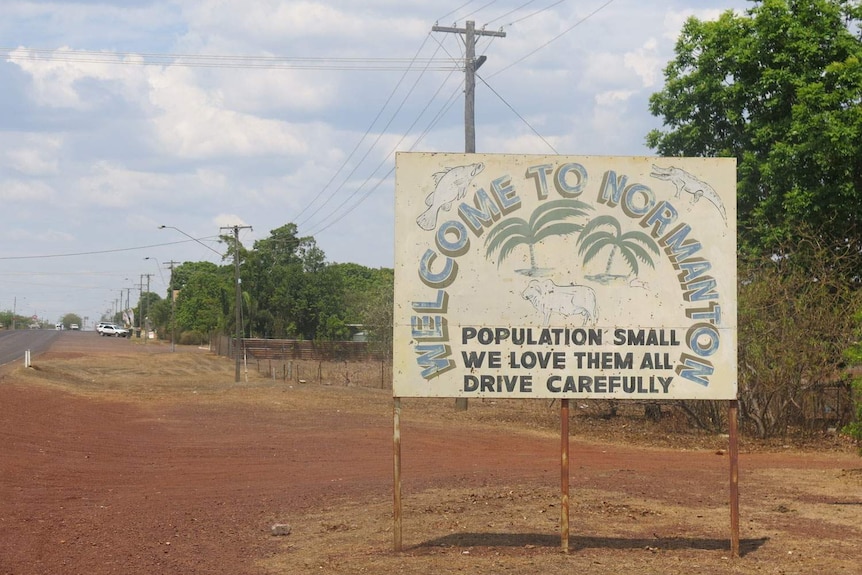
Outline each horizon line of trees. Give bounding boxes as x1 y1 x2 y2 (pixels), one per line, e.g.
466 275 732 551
119 223 392 352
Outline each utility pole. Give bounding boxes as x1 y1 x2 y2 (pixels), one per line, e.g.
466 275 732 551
138 275 144 337
221 225 252 383
142 274 153 344
165 260 180 352
432 20 506 152
432 20 505 411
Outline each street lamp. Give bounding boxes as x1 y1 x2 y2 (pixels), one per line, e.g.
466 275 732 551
144 256 166 286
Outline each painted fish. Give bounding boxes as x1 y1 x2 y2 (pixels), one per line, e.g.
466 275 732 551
416 162 484 230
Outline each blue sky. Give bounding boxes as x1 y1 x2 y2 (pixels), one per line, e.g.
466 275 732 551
0 0 747 326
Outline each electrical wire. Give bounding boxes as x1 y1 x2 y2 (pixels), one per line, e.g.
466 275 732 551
299 45 460 235
436 0 479 24
490 0 616 78
311 81 464 237
1 47 459 71
0 237 220 260
483 0 541 27
304 75 464 237
476 73 559 153
292 33 441 227
460 0 503 22
506 0 568 27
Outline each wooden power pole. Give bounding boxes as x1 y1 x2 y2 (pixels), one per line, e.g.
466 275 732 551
165 260 180 352
432 21 505 410
221 225 252 383
432 20 506 152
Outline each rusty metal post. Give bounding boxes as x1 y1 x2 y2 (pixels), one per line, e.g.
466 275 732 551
561 398 570 553
729 399 740 557
393 397 403 551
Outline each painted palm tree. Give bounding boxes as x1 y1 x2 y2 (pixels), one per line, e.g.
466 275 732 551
484 199 592 276
576 215 660 284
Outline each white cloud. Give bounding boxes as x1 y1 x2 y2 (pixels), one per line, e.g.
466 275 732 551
213 213 251 230
0 227 75 245
624 38 662 88
0 178 56 203
147 67 309 159
73 161 164 208
3 134 62 176
595 89 636 107
9 47 150 109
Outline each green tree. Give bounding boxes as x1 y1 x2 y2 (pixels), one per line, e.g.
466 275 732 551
484 199 592 275
647 0 862 255
576 215 659 283
173 262 231 336
147 298 171 338
61 313 82 329
242 224 322 338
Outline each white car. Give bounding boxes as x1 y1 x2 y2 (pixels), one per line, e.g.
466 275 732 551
99 323 129 337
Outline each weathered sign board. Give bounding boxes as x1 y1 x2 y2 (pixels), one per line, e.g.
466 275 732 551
393 153 737 400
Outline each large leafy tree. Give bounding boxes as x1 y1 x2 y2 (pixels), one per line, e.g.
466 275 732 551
647 0 862 254
61 313 82 329
160 223 395 343
242 224 335 339
173 261 231 335
648 1 862 439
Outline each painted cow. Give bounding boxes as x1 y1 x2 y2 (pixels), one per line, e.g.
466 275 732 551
522 279 598 326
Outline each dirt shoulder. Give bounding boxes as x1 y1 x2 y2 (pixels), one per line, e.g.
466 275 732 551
1 333 860 575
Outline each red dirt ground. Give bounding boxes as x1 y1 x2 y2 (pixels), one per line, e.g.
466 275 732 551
1 334 860 574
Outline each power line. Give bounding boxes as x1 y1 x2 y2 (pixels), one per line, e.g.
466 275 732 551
1 47 460 71
491 0 617 78
476 73 559 153
460 0 503 22
303 68 463 235
292 33 438 227
504 0 568 27
437 1 479 24
483 0 541 26
0 237 220 260
299 44 461 234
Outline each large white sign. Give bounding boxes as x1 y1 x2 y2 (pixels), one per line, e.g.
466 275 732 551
393 153 737 400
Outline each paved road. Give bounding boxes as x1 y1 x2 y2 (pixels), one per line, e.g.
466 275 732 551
0 329 61 367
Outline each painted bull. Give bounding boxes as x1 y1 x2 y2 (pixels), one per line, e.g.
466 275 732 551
522 279 598 326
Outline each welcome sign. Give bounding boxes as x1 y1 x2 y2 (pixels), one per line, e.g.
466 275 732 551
393 153 737 400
